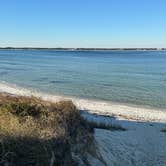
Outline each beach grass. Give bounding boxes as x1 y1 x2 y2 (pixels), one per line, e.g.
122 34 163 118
88 121 126 131
0 93 94 165
161 129 166 133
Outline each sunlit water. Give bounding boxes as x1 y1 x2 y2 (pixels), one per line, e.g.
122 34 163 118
0 49 166 109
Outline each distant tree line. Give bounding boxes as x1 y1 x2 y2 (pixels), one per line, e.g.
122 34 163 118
0 47 166 51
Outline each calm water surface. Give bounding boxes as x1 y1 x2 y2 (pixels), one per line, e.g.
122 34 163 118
0 50 166 109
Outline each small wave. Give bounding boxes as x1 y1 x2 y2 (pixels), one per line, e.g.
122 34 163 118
0 81 166 123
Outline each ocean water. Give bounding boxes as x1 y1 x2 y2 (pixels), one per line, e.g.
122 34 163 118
0 49 166 109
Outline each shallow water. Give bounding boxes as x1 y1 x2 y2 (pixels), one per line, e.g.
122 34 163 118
0 49 166 109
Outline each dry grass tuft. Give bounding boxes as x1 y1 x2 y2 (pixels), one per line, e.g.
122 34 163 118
0 93 93 165
88 121 126 131
161 129 166 133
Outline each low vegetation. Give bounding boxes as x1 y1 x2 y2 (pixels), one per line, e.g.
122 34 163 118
0 93 94 165
161 129 166 133
89 121 126 131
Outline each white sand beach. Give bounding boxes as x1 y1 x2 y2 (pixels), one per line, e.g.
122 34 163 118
82 112 166 165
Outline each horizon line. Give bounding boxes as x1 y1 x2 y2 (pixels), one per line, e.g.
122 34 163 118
0 47 166 50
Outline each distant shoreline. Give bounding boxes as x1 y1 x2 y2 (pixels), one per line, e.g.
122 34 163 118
0 47 166 51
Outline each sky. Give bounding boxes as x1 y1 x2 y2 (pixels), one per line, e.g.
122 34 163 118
0 0 166 48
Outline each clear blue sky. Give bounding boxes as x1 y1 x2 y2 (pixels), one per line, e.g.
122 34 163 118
0 0 165 48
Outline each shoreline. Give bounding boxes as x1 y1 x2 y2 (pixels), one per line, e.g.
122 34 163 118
0 81 166 123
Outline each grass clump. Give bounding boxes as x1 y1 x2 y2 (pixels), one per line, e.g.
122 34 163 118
0 93 93 166
88 121 126 131
161 129 166 133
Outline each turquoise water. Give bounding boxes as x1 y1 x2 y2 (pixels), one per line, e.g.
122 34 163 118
0 49 166 109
